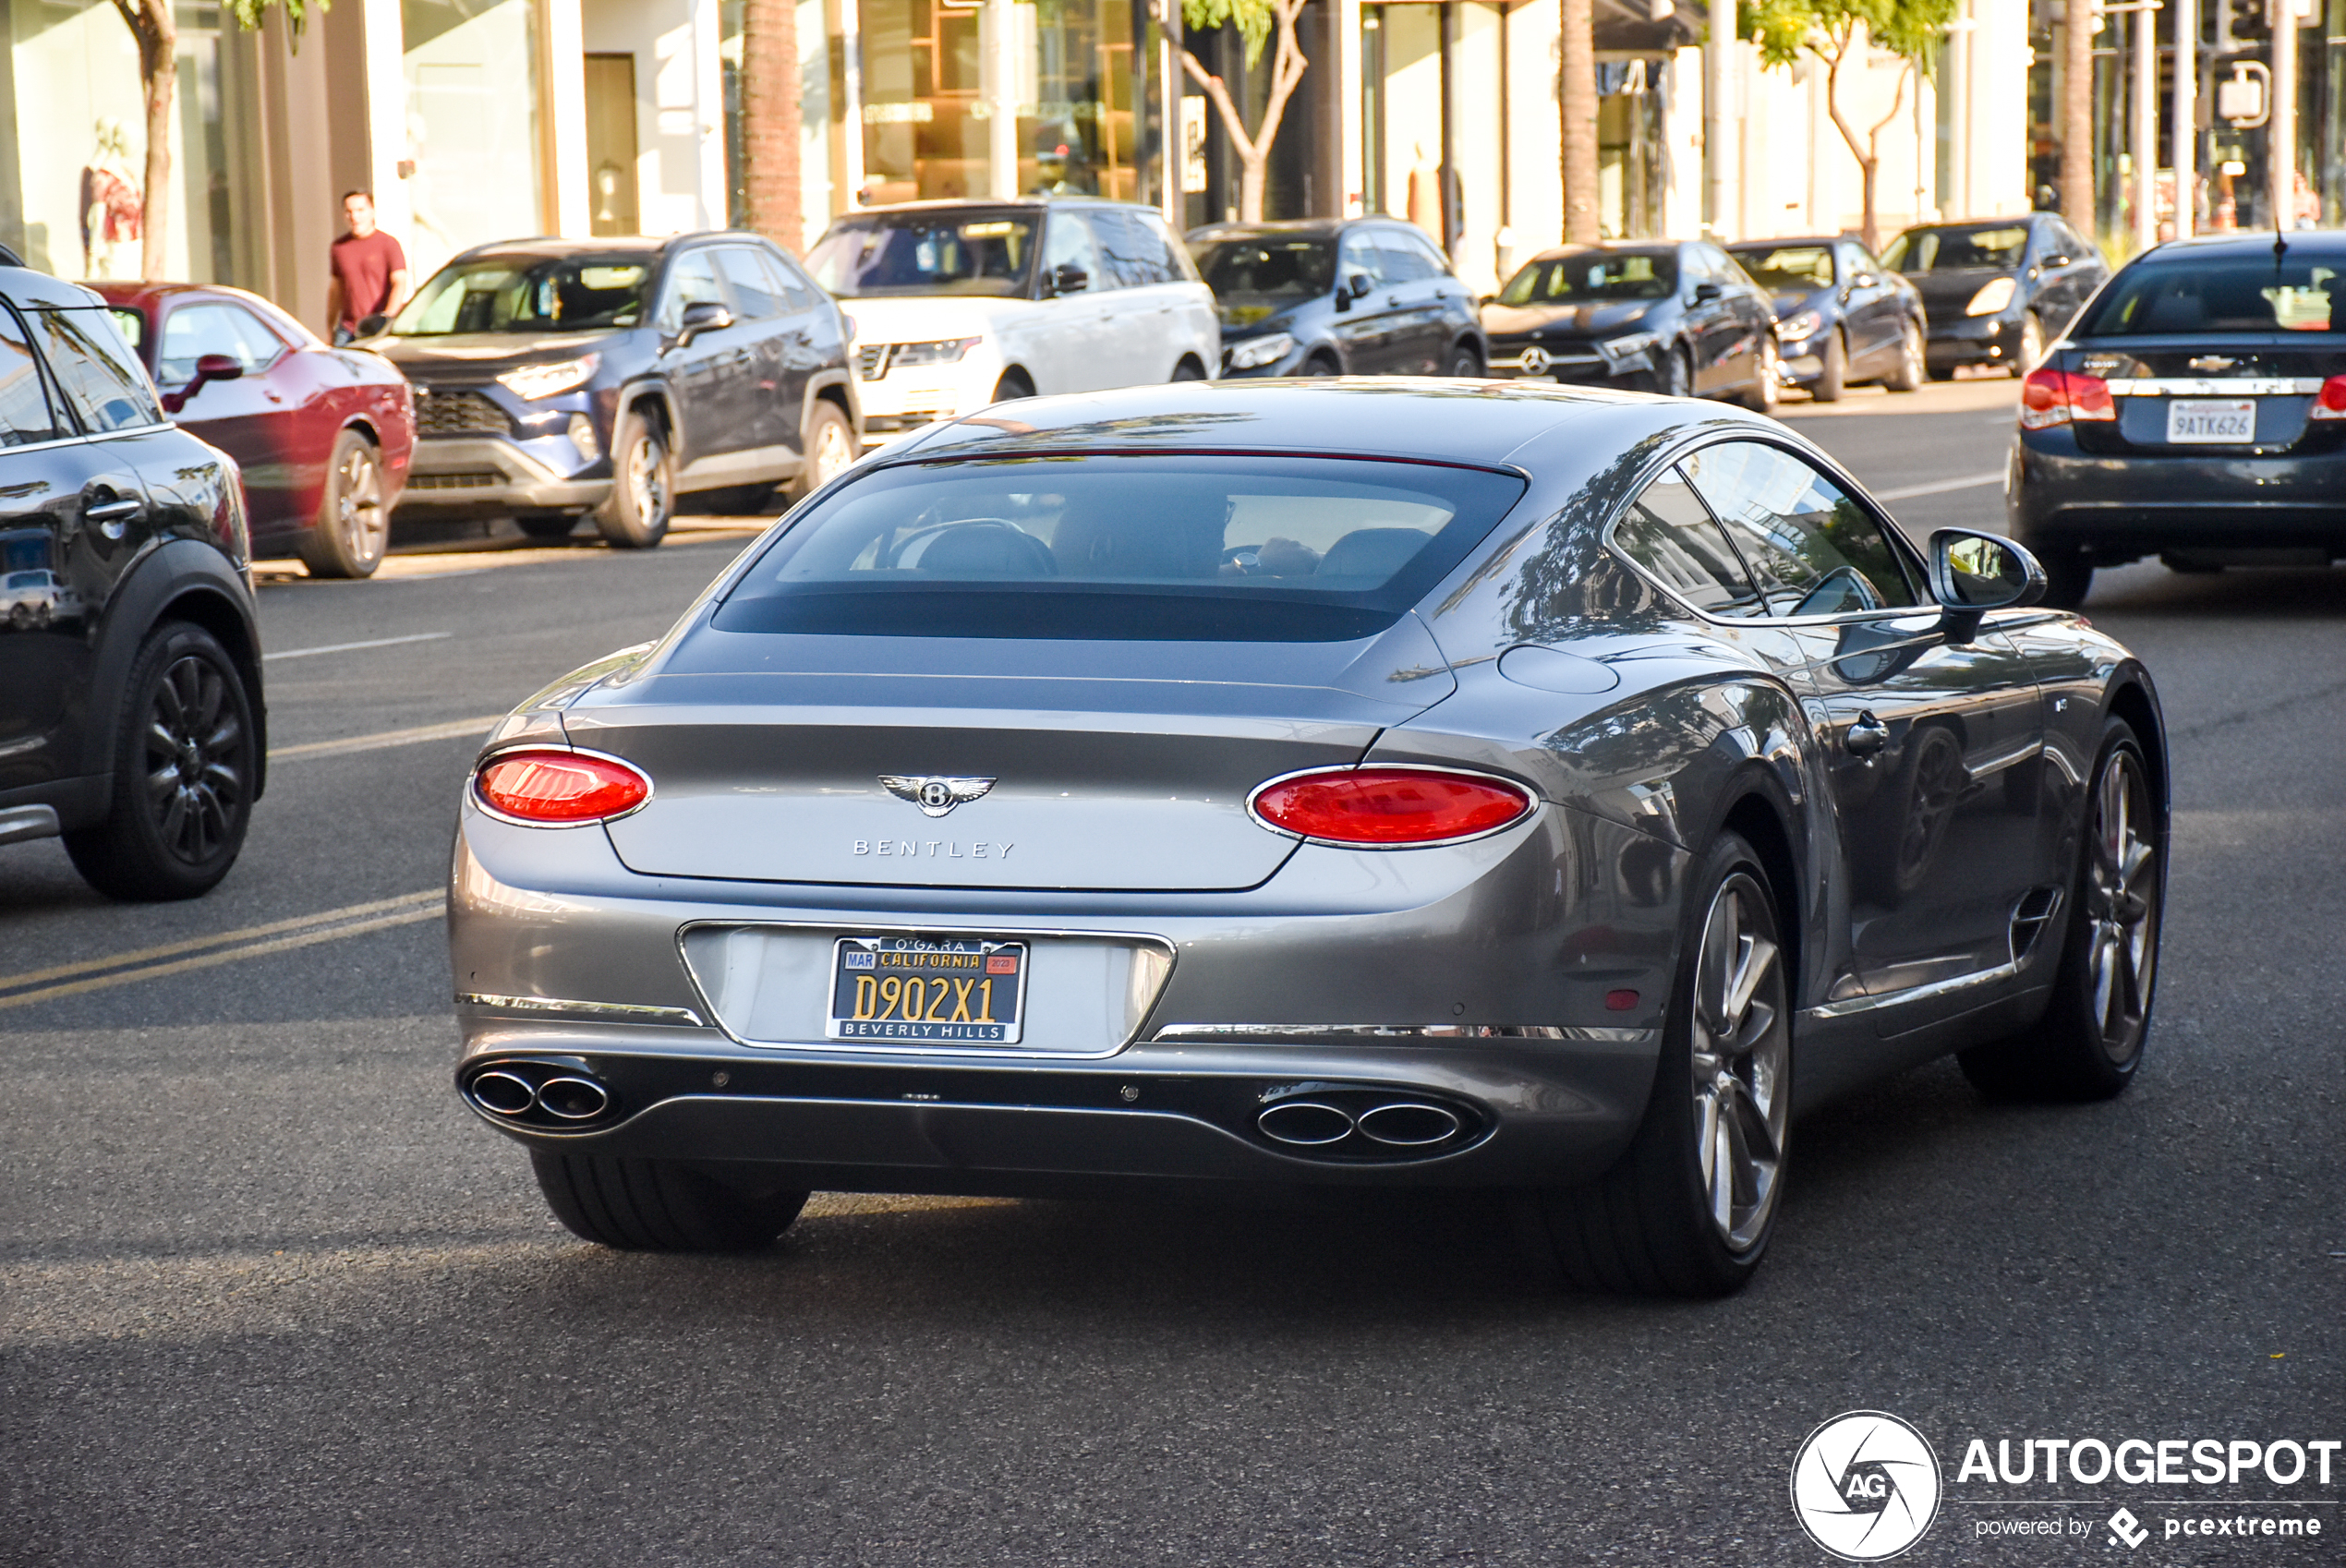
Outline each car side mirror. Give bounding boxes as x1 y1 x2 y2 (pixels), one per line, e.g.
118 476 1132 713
163 352 244 414
1048 263 1089 296
675 299 732 347
1691 281 1723 304
1929 528 2046 641
355 314 389 338
1348 272 1374 300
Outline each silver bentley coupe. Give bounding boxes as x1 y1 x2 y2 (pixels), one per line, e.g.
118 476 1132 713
449 380 2166 1297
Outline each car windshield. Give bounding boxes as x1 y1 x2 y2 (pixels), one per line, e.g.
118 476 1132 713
1882 224 2028 271
805 214 1039 298
1731 246 1834 292
715 453 1529 642
1497 251 1676 306
2074 256 2341 334
390 257 655 334
1191 238 1336 301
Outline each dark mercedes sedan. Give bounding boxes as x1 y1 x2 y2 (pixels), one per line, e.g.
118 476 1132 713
1724 235 1926 401
1481 241 1780 409
445 380 2166 1299
1883 214 2108 379
2 262 264 900
2010 230 2346 606
1187 219 1485 377
369 233 860 549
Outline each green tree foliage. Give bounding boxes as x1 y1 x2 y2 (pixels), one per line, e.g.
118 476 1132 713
1738 0 1957 251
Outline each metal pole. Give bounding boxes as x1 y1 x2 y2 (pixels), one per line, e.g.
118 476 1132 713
2173 0 2195 234
2269 0 2297 230
2134 3 2158 249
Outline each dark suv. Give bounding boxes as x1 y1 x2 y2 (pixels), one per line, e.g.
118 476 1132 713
1 262 265 899
370 233 861 548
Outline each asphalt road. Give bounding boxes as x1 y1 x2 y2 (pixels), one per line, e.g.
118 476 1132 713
4 380 2340 1566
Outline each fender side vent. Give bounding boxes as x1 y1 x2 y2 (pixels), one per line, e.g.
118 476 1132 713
2009 886 2063 964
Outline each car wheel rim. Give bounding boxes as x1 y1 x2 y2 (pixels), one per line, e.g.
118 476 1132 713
2085 749 2159 1061
813 419 853 487
1689 872 1790 1253
337 444 385 564
1758 342 1778 405
143 653 244 865
1905 325 1924 380
630 434 670 526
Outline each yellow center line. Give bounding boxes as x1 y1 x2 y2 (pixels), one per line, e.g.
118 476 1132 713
0 905 445 1011
0 890 441 993
269 718 503 763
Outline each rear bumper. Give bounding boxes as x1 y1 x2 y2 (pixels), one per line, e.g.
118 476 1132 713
1924 313 2021 369
394 436 610 518
2012 430 2346 560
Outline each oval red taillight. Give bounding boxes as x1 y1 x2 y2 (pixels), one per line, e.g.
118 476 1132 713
1251 767 1534 846
476 750 650 824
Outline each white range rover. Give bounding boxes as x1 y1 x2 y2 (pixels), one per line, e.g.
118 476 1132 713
804 198 1219 445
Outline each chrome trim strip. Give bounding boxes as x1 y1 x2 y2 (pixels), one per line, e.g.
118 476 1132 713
2105 377 2324 397
0 804 61 847
1802 959 2018 1020
1965 736 2043 779
1152 1022 1661 1044
456 991 706 1027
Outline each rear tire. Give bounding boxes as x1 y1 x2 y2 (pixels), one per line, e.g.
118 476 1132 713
1959 721 2160 1102
1737 338 1780 413
1882 320 1926 392
1445 342 1483 378
1169 357 1207 382
1811 331 1846 402
784 400 857 502
63 621 258 901
991 369 1034 403
2014 312 2047 375
1300 353 1340 377
592 406 673 549
2034 544 2093 609
1532 832 1793 1297
531 1151 811 1251
296 428 388 579
1658 345 1692 397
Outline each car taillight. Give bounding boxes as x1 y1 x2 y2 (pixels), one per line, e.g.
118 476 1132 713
2310 375 2346 421
2019 368 2118 429
1250 767 1534 846
475 749 650 824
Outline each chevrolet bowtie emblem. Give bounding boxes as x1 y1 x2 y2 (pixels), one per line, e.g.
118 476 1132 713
880 775 996 817
2188 356 2237 372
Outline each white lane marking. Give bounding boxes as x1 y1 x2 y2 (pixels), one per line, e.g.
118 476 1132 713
1873 470 2005 501
268 716 502 762
0 891 442 1010
264 632 451 661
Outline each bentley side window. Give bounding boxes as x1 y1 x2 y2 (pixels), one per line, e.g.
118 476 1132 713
1680 440 1917 617
1611 466 1768 619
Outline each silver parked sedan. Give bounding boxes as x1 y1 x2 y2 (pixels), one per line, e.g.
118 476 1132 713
449 380 2168 1297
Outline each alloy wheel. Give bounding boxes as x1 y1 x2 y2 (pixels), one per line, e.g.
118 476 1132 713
2085 749 2159 1059
142 653 247 866
1688 872 1790 1253
628 431 671 529
808 416 854 489
1901 324 1924 383
333 441 387 567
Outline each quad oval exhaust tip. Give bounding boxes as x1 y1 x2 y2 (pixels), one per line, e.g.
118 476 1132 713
535 1076 612 1121
1355 1102 1463 1147
467 1069 538 1116
1256 1101 1356 1146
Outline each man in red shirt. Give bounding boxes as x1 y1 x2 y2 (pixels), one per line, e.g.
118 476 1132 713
326 190 410 343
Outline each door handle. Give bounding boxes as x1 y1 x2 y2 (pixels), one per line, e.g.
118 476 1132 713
84 497 140 522
1845 711 1889 757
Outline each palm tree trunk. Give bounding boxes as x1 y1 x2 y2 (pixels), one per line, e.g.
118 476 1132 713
1560 0 1598 242
2060 0 2095 235
742 0 804 249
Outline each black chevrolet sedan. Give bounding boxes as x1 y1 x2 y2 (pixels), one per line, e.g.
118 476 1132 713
1883 214 2108 379
1481 241 1779 409
1 261 265 900
368 233 861 548
2010 230 2346 606
445 379 2165 1298
1187 219 1485 377
1725 235 1927 400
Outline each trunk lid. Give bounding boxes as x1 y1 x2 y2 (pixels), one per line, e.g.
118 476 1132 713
2065 336 2346 455
573 618 1456 891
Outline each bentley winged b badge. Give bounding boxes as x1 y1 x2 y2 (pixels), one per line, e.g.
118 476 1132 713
880 775 997 817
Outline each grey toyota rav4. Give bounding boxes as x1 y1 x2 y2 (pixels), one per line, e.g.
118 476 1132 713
371 232 862 548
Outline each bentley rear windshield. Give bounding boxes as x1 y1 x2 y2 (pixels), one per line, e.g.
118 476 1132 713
715 453 1529 641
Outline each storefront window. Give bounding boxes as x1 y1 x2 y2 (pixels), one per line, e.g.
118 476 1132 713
0 1 236 282
859 0 1149 205
402 0 545 274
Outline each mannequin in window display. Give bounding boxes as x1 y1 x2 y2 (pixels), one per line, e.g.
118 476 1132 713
79 119 144 280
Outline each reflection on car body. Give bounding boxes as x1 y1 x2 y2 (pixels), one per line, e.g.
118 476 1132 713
446 380 2168 1299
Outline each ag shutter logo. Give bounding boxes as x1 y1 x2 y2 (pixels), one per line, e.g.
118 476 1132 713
1791 1411 1944 1561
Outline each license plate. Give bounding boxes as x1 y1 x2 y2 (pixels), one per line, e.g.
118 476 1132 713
827 935 1027 1043
2166 398 2256 443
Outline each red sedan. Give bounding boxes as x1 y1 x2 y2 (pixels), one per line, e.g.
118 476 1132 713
91 283 416 577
